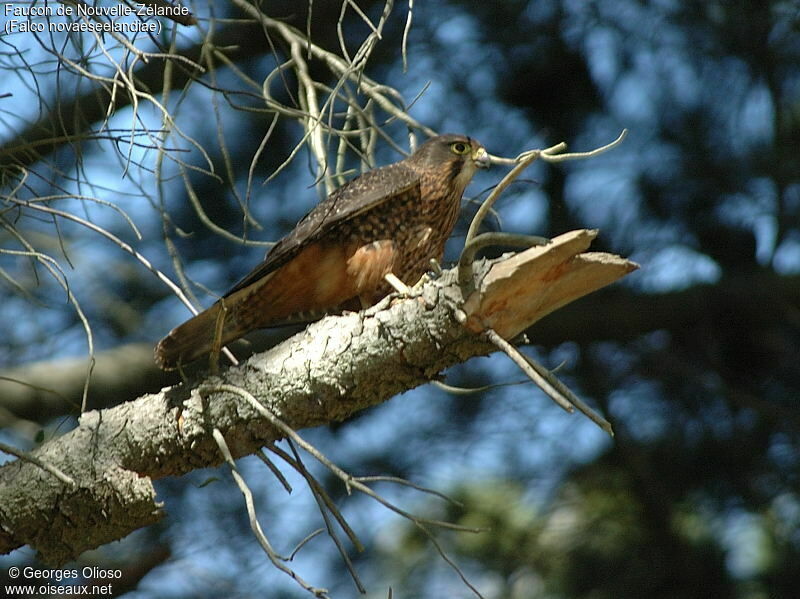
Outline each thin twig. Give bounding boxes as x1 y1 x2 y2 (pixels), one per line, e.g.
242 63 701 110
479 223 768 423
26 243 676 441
278 441 367 593
256 448 293 493
483 327 575 414
270 442 365 552
198 385 486 533
0 241 94 412
517 352 614 435
211 428 330 598
6 197 239 367
540 129 628 163
452 314 614 436
470 130 627 243
433 379 529 395
415 519 486 598
356 476 463 508
289 529 325 561
401 0 414 72
465 149 545 244
0 442 76 487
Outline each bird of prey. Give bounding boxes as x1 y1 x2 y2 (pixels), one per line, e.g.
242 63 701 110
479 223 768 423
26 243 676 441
155 134 490 369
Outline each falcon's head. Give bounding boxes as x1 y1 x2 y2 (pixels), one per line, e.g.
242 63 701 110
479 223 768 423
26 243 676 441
410 133 490 192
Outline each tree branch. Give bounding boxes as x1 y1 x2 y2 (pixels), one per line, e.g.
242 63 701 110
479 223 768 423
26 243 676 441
5 269 797 425
0 344 175 428
0 232 635 564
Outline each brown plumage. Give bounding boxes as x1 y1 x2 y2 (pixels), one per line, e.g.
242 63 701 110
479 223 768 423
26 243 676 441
154 134 489 369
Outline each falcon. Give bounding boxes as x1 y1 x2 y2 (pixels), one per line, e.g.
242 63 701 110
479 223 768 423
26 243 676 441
155 134 490 369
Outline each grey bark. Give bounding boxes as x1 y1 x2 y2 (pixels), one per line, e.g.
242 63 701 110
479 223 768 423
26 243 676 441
0 233 637 565
0 265 491 564
4 269 797 426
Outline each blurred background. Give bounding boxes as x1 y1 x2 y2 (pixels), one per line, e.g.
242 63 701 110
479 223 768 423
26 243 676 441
1 1 798 597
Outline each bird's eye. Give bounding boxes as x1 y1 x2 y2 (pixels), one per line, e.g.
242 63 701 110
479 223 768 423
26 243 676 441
450 141 470 155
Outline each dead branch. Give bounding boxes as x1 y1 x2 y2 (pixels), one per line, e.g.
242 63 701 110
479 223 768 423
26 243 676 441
212 429 331 598
454 132 630 434
0 234 635 565
457 230 637 434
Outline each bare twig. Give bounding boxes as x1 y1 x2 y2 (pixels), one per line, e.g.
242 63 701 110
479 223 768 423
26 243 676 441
453 133 628 435
0 241 95 412
4 196 239 368
211 428 331 598
256 448 293 494
199 383 488 597
401 0 414 72
415 519 486 599
199 384 484 534
470 130 628 244
276 441 366 593
269 442 364 552
356 476 464 508
516 350 614 435
466 149 546 244
483 324 575 414
288 529 325 561
0 442 76 487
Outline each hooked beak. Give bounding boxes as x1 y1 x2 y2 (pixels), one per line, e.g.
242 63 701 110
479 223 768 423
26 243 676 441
473 147 491 169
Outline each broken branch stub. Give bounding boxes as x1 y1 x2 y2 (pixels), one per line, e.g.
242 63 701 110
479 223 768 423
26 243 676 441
460 229 639 339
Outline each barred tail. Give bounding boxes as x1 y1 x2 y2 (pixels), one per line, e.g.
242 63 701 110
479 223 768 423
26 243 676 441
154 302 238 370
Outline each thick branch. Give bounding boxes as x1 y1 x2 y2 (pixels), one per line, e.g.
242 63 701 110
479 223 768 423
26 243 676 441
0 232 635 564
6 268 796 424
0 344 174 427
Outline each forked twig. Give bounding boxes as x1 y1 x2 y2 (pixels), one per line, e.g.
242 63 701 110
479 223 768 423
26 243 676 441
269 442 365 552
200 383 488 598
277 440 366 593
414 519 486 599
484 326 575 414
199 384 485 535
355 476 464 507
482 325 613 434
468 129 628 244
452 131 627 435
516 349 614 435
211 428 331 598
465 148 544 244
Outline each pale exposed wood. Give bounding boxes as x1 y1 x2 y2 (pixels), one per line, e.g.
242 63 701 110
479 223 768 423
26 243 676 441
461 229 639 338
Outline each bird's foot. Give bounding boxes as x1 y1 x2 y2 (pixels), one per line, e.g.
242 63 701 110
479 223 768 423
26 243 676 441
384 272 413 295
384 271 439 309
385 271 438 296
